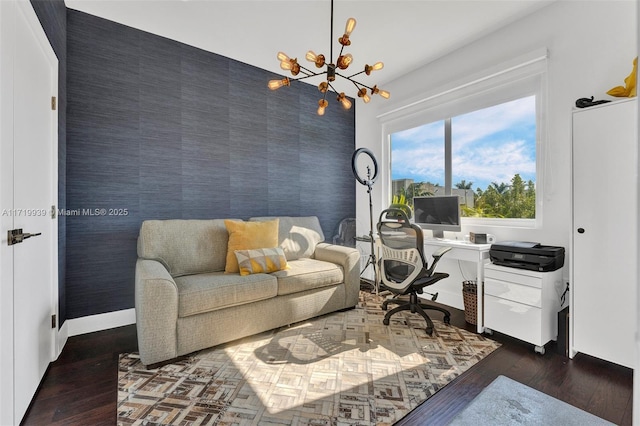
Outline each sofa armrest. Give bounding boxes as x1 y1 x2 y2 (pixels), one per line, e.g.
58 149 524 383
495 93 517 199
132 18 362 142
135 259 179 366
314 243 361 306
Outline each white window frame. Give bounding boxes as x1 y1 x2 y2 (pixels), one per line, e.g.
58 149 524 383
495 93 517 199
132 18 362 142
379 48 548 229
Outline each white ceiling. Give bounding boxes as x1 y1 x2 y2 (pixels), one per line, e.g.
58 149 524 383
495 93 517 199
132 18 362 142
64 0 555 94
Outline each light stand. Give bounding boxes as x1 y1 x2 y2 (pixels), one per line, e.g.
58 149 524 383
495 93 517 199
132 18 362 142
352 148 379 293
362 166 379 292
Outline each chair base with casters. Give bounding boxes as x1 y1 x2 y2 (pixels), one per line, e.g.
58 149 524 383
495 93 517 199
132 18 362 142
381 286 451 336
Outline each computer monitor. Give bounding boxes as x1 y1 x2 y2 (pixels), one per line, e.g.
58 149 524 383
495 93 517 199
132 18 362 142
413 195 462 239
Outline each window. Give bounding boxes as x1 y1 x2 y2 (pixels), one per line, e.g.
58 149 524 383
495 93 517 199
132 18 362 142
391 96 536 219
384 49 546 226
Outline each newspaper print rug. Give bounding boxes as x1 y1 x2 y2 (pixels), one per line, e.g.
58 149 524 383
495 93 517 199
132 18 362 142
117 290 500 425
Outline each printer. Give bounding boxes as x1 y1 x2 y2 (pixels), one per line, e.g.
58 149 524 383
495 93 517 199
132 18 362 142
489 241 565 272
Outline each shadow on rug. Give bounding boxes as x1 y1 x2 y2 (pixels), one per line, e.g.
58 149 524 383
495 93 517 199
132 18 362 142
118 291 500 425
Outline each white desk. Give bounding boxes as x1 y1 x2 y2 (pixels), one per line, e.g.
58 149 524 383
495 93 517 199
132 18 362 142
423 239 491 333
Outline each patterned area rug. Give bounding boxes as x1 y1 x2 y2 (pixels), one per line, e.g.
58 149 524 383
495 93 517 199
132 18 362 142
118 290 500 425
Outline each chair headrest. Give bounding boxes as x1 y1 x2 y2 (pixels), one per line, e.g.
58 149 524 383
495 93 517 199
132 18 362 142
379 208 411 224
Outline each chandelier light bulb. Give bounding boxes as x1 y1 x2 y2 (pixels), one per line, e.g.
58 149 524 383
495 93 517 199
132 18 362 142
337 54 353 70
306 50 326 68
358 88 370 103
344 18 356 36
306 51 317 62
318 81 329 93
267 78 290 91
277 52 290 62
372 85 391 99
365 62 384 75
317 99 329 116
280 58 300 76
339 18 356 46
337 92 352 110
280 61 293 71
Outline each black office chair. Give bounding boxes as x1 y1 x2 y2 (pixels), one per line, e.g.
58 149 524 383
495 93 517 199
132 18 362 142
332 217 356 247
377 208 452 336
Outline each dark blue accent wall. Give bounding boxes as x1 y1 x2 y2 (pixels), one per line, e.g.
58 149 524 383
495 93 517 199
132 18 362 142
65 10 355 319
30 0 67 325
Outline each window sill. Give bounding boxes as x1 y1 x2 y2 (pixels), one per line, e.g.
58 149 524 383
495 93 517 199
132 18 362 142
462 217 536 229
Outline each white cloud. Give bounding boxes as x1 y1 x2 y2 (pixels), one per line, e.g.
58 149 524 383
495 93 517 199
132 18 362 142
391 96 536 189
453 139 536 186
453 96 536 148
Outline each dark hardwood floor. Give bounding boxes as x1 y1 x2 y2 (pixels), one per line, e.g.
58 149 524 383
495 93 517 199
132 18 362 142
22 305 633 425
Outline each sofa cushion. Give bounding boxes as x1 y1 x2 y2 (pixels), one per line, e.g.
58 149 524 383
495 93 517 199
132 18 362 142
174 272 277 317
235 247 288 276
249 216 325 261
138 219 239 277
272 258 343 296
224 219 279 273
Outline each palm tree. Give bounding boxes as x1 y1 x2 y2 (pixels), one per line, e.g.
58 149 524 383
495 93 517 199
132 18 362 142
455 180 474 190
491 181 510 194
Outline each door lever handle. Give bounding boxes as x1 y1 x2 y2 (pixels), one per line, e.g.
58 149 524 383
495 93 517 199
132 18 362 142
7 229 42 246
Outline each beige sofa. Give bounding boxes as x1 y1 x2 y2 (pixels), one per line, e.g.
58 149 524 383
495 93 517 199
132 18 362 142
135 216 361 366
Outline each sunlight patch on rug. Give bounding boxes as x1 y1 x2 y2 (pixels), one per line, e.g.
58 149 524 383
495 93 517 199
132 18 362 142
117 291 500 425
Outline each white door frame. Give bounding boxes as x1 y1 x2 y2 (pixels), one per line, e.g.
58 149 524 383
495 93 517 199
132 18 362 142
0 0 60 424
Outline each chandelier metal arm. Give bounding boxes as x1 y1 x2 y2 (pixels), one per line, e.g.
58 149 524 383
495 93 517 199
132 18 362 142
292 71 328 82
337 44 345 62
297 64 320 76
335 72 374 91
346 69 366 79
327 81 340 94
348 79 363 91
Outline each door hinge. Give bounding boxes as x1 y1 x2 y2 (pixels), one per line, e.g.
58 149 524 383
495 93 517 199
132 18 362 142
51 205 57 219
51 96 57 111
51 314 56 329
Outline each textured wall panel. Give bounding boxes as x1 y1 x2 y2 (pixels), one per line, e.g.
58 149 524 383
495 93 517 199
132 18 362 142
66 10 355 318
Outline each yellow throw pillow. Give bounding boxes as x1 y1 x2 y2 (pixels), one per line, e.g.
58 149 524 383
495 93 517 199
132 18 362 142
234 247 288 276
224 219 279 273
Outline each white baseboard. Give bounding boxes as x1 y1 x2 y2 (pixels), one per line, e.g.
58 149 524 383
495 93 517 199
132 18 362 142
66 308 136 337
55 320 68 360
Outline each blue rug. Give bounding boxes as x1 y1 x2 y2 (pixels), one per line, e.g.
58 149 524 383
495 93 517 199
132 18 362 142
448 375 614 425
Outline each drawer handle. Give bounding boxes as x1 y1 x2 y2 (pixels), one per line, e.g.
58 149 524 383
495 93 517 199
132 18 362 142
577 228 585 234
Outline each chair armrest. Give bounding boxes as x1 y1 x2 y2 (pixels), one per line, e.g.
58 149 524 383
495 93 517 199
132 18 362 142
314 243 361 306
426 246 452 275
432 246 452 259
135 259 179 366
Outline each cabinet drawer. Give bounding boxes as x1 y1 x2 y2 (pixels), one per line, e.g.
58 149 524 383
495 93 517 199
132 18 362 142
485 295 543 346
485 278 542 307
484 267 542 289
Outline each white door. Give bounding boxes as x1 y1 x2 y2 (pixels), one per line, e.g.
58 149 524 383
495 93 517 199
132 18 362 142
0 0 58 423
571 99 637 369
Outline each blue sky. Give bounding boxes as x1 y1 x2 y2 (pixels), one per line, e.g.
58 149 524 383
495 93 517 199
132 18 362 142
391 96 536 191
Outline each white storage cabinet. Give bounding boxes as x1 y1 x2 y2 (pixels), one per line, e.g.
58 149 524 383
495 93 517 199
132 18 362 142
571 98 637 369
484 263 563 354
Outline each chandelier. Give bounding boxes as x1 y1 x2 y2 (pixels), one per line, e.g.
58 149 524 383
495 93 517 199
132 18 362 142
267 0 390 116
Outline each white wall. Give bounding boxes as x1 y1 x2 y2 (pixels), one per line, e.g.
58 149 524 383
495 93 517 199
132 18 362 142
0 1 16 423
355 0 637 307
636 0 640 419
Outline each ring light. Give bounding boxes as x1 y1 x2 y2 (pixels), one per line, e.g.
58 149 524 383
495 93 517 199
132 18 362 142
351 148 378 186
